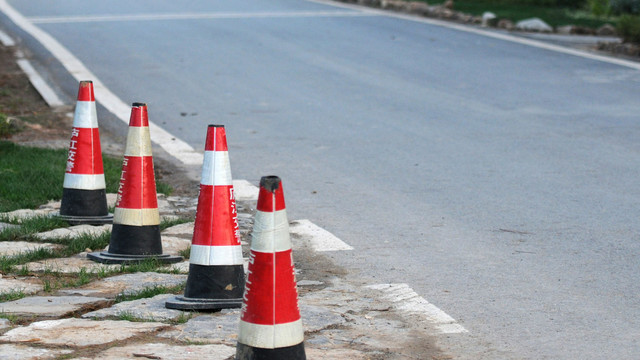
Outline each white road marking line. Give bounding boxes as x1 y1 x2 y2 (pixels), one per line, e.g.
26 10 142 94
308 0 640 71
0 0 203 165
289 219 353 251
28 10 374 24
232 180 259 202
0 28 15 46
366 283 468 334
15 59 64 107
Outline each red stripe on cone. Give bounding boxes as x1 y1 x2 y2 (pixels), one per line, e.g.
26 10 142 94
65 128 104 175
204 125 229 151
115 156 158 210
256 184 286 212
77 80 95 101
192 184 241 247
242 249 300 325
129 105 149 127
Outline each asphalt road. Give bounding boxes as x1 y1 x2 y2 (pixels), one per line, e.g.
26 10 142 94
3 0 640 358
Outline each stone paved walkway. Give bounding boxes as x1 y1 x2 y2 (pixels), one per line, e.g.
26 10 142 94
0 192 441 359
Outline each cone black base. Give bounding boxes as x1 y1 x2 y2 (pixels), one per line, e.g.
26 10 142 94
59 188 111 224
57 213 113 226
165 263 244 310
165 296 242 310
87 251 182 264
109 224 163 255
236 342 306 360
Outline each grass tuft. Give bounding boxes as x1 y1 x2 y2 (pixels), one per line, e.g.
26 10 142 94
115 283 186 303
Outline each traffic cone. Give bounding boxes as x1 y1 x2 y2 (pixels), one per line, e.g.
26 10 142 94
236 176 306 360
87 103 181 264
58 80 112 225
166 125 245 310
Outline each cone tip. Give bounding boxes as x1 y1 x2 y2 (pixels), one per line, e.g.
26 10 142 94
208 124 224 128
132 102 147 107
77 81 95 101
259 176 281 192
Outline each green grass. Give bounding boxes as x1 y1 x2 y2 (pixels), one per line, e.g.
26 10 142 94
0 231 111 273
427 0 618 28
0 215 69 240
0 141 123 212
0 289 26 302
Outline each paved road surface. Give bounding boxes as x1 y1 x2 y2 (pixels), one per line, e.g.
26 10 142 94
2 0 640 358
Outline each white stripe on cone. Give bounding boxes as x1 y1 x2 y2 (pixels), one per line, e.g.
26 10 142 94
113 207 160 226
190 244 243 266
72 101 98 128
238 319 304 349
201 151 232 186
250 209 291 253
62 173 106 190
124 127 153 157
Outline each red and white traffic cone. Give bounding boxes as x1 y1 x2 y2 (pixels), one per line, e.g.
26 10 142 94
236 176 306 360
166 125 245 310
59 80 112 225
88 103 181 264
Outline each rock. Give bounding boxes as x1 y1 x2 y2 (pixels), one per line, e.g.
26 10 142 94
481 12 497 27
83 294 185 321
443 0 454 9
160 235 191 255
407 1 430 15
497 19 515 31
74 343 235 360
35 224 111 240
557 25 574 35
0 344 73 359
0 241 62 257
159 310 241 345
381 0 407 10
25 253 120 273
301 304 347 332
161 222 194 236
0 295 109 317
70 272 187 298
515 17 553 33
597 23 616 36
0 277 43 295
0 318 168 346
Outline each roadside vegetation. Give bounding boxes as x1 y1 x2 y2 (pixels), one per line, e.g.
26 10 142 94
426 0 640 42
0 140 124 212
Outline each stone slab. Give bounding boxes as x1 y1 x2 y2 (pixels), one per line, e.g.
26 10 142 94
161 235 191 255
0 295 109 317
0 209 57 221
0 276 43 295
159 310 241 345
35 224 111 240
300 304 346 333
74 343 235 360
0 318 168 346
25 253 120 273
0 344 73 360
83 293 185 321
62 272 187 298
0 241 62 256
161 222 194 236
